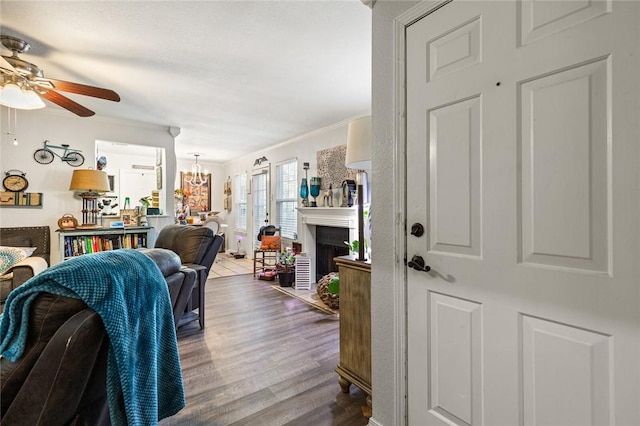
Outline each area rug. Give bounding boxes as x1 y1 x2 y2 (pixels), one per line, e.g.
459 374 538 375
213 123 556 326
271 284 338 316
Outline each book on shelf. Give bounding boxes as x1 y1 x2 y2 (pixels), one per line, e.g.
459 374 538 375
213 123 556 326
62 231 149 258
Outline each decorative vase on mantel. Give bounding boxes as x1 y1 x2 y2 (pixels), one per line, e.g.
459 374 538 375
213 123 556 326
300 177 309 207
310 177 321 207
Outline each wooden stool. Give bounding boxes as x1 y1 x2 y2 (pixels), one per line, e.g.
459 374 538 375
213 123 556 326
253 249 278 277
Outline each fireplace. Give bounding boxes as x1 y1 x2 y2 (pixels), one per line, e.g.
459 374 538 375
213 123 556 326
315 226 349 281
297 207 358 283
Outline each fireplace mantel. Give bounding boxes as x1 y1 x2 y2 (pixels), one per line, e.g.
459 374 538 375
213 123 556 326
297 207 358 283
297 207 358 229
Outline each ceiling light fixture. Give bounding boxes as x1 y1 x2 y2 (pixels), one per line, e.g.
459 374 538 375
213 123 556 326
187 154 208 187
0 82 45 110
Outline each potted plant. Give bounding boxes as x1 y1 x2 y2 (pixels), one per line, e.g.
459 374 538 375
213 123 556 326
276 251 296 287
327 275 340 295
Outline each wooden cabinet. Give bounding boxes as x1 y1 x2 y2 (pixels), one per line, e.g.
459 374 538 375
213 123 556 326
334 256 371 409
57 227 152 262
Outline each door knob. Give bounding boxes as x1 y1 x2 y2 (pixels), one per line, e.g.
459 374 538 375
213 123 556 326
407 255 431 272
410 223 424 237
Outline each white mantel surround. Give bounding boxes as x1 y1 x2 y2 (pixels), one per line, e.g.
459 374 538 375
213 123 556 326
297 207 358 283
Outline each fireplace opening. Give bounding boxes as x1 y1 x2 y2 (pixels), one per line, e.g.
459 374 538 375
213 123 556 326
316 225 349 282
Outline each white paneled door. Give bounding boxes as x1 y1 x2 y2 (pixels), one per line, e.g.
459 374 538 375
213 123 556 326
406 1 639 424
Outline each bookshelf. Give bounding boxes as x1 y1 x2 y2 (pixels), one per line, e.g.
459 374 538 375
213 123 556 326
57 227 152 262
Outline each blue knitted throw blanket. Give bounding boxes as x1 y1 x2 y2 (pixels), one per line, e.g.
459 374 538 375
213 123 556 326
0 250 185 425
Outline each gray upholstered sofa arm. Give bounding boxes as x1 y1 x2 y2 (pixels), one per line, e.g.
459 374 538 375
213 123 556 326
7 256 48 287
1 257 49 312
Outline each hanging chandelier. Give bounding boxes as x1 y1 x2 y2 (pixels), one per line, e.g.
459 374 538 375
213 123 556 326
187 154 208 187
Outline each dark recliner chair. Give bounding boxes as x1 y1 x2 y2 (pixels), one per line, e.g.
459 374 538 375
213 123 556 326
139 248 197 328
154 224 224 329
0 248 195 425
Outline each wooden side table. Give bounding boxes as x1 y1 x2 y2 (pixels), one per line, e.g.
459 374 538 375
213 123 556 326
334 256 372 414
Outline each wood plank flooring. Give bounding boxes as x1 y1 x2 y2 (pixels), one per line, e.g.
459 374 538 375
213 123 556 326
209 255 254 278
160 273 368 426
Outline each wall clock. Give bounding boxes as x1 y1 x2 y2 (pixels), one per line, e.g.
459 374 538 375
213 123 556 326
2 170 29 192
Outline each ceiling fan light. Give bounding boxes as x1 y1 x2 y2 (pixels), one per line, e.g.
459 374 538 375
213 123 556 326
21 88 46 109
0 83 45 110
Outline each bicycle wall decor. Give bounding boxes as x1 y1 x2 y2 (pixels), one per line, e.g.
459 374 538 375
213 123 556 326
33 140 85 167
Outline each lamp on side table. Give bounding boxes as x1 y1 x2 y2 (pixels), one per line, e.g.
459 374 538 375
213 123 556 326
69 169 111 229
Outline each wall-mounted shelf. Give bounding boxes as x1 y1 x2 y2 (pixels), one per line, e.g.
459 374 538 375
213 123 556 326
0 191 43 207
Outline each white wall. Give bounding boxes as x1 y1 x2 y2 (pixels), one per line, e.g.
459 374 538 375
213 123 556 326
222 117 366 256
0 107 178 264
371 1 420 426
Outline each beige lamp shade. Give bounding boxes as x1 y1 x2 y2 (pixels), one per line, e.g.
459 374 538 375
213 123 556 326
345 115 372 170
69 169 111 193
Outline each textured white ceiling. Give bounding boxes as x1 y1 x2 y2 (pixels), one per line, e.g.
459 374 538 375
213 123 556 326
0 1 371 162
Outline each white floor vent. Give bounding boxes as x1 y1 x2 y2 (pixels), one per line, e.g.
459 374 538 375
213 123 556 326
294 256 312 290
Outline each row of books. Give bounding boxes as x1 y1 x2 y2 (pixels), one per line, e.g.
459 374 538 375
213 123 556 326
63 234 148 258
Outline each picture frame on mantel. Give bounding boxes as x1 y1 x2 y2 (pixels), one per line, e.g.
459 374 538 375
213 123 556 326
181 172 211 213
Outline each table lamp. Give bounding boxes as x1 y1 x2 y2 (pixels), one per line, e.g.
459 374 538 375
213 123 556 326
345 115 371 261
69 169 111 229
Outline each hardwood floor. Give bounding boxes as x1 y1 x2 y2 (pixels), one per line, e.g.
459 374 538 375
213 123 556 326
160 273 369 426
208 255 254 278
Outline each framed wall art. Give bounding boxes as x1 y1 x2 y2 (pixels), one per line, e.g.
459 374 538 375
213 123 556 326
316 144 357 190
180 172 211 214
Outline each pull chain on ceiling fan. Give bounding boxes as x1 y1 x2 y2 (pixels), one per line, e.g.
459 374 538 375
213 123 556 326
0 35 120 117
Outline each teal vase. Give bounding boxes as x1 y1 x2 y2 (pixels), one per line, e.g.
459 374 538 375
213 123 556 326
300 178 309 199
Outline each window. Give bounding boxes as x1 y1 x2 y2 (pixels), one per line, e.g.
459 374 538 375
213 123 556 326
276 159 298 239
234 173 247 230
252 171 268 248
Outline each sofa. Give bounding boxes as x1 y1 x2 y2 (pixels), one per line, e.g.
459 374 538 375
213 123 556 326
0 248 195 425
0 226 50 312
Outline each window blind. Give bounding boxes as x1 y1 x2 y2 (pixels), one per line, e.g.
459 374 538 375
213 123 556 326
276 159 298 239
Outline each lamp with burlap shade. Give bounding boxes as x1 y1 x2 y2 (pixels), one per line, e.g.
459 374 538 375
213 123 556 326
69 169 111 229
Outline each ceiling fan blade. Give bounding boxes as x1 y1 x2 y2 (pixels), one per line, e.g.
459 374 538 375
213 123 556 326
40 90 95 117
44 78 120 102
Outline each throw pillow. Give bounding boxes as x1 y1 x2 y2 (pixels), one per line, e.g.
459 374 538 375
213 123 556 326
0 247 35 275
260 235 281 250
